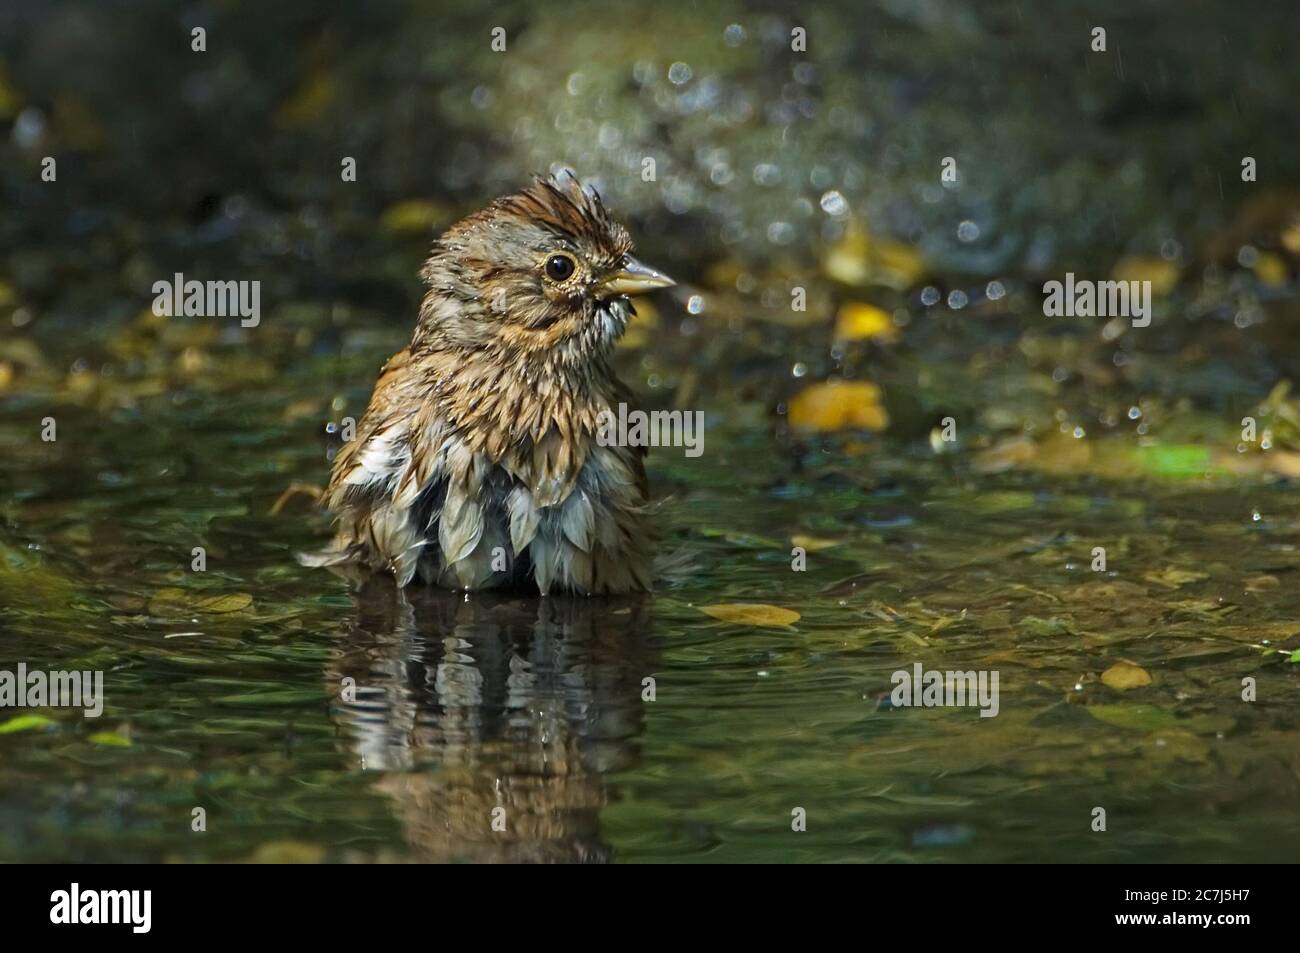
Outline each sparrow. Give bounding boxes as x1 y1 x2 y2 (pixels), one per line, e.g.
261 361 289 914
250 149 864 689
301 173 675 595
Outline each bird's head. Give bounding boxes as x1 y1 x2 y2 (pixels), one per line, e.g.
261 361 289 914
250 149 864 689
415 173 674 363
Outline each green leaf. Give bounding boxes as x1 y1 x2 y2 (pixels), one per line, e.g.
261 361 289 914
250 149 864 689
87 731 132 747
1087 704 1178 732
0 714 56 734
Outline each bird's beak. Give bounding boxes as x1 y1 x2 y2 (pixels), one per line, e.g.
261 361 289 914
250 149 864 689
597 256 675 297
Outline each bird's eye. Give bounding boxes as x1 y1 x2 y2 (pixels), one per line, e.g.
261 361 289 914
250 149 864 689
544 253 576 282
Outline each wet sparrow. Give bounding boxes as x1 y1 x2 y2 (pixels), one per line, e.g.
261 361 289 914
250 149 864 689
301 174 674 594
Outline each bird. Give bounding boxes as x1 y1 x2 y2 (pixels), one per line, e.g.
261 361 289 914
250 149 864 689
300 173 675 595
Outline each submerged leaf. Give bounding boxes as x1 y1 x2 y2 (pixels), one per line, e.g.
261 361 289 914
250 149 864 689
148 588 253 616
1087 703 1177 731
195 593 254 614
1101 661 1152 690
699 604 801 627
791 534 842 552
1143 567 1209 589
87 731 132 747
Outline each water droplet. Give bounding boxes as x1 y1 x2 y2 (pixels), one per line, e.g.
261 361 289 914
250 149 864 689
1127 406 1141 419
819 190 848 216
667 62 693 85
957 220 980 242
687 295 705 315
947 289 968 309
985 280 1006 300
767 221 794 244
723 23 747 47
920 286 940 307
792 362 807 378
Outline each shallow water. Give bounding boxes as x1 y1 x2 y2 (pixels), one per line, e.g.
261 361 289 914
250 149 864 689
2 0 1299 864
2 362 1298 864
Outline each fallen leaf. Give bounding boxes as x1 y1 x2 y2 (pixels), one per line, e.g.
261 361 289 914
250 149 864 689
87 731 132 747
148 588 253 616
1254 252 1288 287
1101 661 1152 690
834 302 899 343
788 380 888 432
1143 567 1209 589
791 534 842 551
1087 703 1176 731
381 199 454 235
1111 256 1179 296
247 841 326 864
823 223 926 290
0 714 55 735
699 603 800 627
972 436 1037 473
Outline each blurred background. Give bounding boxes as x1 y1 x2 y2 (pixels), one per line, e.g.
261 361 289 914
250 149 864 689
3 0 1299 446
1 1 1298 863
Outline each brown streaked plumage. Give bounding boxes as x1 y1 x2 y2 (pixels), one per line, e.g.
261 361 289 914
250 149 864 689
300 173 674 595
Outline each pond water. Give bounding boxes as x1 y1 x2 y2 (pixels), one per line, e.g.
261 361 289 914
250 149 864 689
2 344 1297 863
2 0 1298 865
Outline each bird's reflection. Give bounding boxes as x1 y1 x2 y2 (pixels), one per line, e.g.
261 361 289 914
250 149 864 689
326 577 653 863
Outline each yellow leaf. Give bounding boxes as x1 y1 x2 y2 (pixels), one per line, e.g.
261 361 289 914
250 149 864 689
834 302 898 342
88 731 132 747
381 199 453 235
1101 661 1153 690
277 69 336 126
823 222 925 290
247 841 326 864
791 534 841 551
1280 222 1300 256
148 588 253 615
1143 567 1209 589
1254 252 1288 287
616 297 659 350
788 380 889 433
1111 256 1179 296
0 63 22 120
195 593 254 614
147 587 189 616
699 603 801 627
